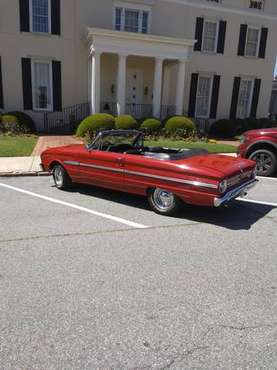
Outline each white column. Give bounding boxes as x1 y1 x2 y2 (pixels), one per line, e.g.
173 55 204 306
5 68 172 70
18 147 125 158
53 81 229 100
153 57 164 118
175 59 187 116
117 54 127 116
91 51 101 114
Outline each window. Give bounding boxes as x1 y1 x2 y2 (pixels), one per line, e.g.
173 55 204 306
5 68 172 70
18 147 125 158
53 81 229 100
245 27 260 56
237 79 254 118
32 61 52 110
249 0 264 10
195 76 213 118
202 21 218 52
30 0 50 33
114 7 150 33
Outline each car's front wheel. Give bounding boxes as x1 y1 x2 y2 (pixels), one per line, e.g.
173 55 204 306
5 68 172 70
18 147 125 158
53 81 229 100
148 188 182 215
52 164 72 190
249 149 277 177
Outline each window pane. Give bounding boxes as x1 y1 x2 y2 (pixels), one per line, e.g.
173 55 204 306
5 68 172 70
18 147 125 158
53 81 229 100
34 62 51 109
245 28 259 56
142 11 149 33
124 9 139 32
203 21 217 52
237 80 253 118
32 0 49 33
196 77 212 117
115 8 122 31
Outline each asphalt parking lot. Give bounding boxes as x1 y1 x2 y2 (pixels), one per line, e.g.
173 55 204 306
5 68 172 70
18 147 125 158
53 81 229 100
0 175 277 370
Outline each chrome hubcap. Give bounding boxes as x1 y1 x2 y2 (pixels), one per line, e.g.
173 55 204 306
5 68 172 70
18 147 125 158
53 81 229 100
251 153 273 174
54 167 63 187
152 188 174 211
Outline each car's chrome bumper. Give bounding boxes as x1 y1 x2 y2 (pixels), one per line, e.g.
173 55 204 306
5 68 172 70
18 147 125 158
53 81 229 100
214 178 258 207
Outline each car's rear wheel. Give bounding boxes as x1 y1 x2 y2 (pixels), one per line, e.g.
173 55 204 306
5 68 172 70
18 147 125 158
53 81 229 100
249 149 277 177
52 164 72 190
148 188 182 215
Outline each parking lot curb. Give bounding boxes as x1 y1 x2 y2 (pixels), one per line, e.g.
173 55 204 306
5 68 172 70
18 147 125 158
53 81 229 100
0 171 50 178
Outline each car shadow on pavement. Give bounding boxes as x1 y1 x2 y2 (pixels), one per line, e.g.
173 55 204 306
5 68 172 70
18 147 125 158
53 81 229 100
180 201 275 230
65 184 274 231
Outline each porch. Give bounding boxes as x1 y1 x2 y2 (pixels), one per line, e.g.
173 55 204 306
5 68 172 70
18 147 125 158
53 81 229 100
87 28 195 119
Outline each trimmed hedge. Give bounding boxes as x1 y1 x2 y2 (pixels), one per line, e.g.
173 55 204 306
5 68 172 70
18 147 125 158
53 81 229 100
76 114 115 137
209 117 276 138
0 111 35 134
140 118 162 133
115 115 138 130
165 116 196 134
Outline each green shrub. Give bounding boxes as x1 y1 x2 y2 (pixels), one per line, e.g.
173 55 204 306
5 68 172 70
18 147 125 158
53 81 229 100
210 117 275 138
76 113 115 137
165 116 196 134
0 114 25 134
7 111 36 133
115 115 138 129
140 118 162 133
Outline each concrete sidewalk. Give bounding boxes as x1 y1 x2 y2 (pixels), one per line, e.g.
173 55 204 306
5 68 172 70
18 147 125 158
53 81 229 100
0 156 46 176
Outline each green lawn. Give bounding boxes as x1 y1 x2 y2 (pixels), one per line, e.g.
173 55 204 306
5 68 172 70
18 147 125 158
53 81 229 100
145 140 237 153
0 135 38 157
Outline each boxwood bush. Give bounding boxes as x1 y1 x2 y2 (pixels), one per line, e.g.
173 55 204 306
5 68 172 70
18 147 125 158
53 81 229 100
7 111 36 133
76 113 115 137
0 111 35 134
140 118 162 133
209 117 276 138
115 115 138 129
165 116 196 134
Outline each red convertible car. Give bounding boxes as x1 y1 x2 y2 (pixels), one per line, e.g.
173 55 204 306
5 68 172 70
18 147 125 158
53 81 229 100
41 130 258 215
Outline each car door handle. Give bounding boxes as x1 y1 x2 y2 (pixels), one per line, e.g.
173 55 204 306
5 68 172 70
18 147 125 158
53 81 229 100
117 157 124 167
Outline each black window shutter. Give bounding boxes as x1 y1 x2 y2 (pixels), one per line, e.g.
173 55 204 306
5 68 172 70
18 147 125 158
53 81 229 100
210 75 221 119
51 0 61 35
217 21 227 54
258 28 268 59
19 0 30 32
194 18 204 51
0 57 3 109
188 73 199 117
250 79 261 118
52 61 62 111
238 24 248 56
21 58 33 110
230 77 241 119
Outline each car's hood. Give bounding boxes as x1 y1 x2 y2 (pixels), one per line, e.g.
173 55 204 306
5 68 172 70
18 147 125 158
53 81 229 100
41 144 85 156
176 154 255 179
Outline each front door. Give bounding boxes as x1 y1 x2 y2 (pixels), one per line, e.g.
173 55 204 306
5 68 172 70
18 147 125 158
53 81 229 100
126 69 143 117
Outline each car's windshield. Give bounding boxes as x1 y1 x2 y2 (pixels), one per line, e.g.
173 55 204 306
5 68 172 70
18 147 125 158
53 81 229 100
89 131 143 150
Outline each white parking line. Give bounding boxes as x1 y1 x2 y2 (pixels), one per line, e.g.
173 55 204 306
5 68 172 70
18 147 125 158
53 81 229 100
238 198 277 207
257 176 277 181
0 183 149 229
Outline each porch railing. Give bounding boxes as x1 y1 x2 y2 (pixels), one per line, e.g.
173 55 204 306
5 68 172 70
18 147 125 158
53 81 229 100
126 104 153 118
100 102 178 120
44 102 90 134
100 102 118 116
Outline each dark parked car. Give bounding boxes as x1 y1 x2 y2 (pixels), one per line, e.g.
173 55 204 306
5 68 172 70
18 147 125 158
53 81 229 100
239 128 277 176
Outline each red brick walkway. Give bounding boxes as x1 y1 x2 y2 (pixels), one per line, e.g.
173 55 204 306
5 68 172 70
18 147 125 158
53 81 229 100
32 136 84 156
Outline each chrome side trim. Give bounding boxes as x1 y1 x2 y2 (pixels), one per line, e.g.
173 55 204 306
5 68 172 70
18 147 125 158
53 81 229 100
214 179 258 207
124 169 217 189
64 161 80 166
64 161 217 189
